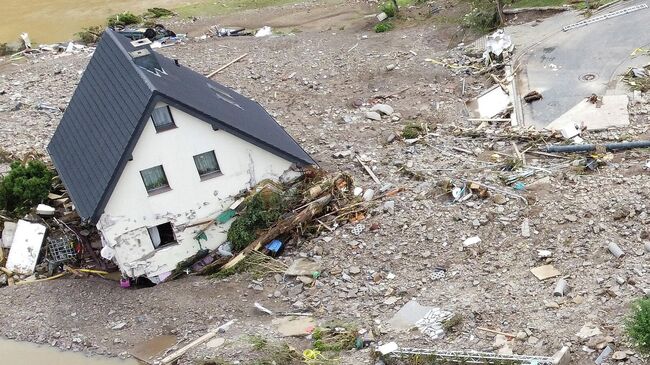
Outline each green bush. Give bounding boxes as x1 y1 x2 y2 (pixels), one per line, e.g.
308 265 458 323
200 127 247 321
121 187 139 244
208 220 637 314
76 25 104 44
374 22 394 33
0 160 54 217
145 7 175 18
107 12 142 27
381 1 397 17
462 1 499 33
626 298 650 353
227 192 284 251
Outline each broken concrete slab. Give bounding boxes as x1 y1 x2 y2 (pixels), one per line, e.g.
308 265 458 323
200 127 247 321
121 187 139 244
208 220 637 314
1 221 17 248
546 95 629 131
387 300 434 331
576 323 601 339
285 258 321 276
36 204 55 216
5 220 47 275
272 315 316 337
130 335 177 363
530 264 561 281
467 85 511 119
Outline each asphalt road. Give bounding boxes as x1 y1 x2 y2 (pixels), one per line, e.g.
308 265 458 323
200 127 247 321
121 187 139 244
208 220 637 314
518 1 650 128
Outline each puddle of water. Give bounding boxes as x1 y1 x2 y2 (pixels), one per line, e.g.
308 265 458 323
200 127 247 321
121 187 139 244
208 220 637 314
1 0 192 44
0 338 140 365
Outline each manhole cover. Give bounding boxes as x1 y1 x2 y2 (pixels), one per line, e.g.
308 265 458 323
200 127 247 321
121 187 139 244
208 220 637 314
579 73 598 81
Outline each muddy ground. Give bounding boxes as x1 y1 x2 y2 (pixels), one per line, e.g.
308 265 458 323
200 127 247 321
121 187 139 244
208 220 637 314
1 1 650 364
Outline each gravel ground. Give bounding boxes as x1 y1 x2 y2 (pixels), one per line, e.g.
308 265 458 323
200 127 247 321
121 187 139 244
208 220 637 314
1 1 650 364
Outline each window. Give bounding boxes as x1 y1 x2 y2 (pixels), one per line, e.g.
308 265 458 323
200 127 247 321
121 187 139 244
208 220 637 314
193 151 221 179
151 106 176 132
140 165 170 194
148 222 176 249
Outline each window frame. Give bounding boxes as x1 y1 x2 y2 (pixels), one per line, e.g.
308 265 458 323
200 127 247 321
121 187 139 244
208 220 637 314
151 105 177 132
193 150 222 181
140 165 171 195
148 222 177 250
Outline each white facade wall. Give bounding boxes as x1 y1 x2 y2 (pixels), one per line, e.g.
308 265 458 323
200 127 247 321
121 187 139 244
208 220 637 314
96 103 294 280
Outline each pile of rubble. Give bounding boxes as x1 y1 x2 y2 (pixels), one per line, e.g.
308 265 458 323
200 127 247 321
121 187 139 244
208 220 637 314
0 176 109 287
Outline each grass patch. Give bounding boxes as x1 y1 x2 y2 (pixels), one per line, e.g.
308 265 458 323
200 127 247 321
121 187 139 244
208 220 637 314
312 322 358 352
144 7 175 18
510 0 567 8
374 22 395 33
401 122 425 139
175 0 300 18
626 298 650 354
246 335 268 350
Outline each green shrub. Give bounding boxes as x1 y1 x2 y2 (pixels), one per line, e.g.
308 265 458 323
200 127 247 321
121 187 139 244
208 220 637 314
0 160 54 217
145 7 175 18
76 25 104 44
462 1 499 33
374 21 394 33
381 1 397 17
626 298 650 353
402 123 423 139
227 192 284 251
107 12 142 27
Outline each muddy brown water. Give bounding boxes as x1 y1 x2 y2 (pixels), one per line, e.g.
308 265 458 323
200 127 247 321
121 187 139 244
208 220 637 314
1 0 192 44
1 338 140 365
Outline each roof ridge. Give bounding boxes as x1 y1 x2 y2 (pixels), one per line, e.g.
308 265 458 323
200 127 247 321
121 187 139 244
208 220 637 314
104 29 157 93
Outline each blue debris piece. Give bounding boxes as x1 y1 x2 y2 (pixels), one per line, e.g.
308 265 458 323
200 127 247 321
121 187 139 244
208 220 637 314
265 239 283 253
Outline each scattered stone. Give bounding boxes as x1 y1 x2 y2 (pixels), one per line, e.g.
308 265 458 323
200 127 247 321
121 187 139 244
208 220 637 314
521 218 531 238
363 189 375 201
530 264 561 281
349 266 361 275
384 296 399 305
111 322 127 330
492 194 507 205
371 104 394 115
365 111 381 121
576 323 601 339
462 236 481 247
611 351 627 360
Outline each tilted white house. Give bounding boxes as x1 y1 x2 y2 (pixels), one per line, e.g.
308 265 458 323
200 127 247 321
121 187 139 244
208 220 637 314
47 30 315 282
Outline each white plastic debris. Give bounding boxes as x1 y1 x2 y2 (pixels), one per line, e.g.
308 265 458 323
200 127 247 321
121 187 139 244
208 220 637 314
376 12 388 22
36 204 55 216
377 342 399 355
484 29 512 58
255 26 273 37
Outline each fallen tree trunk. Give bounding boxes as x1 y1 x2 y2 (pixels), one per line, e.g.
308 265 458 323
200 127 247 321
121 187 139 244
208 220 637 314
220 193 333 271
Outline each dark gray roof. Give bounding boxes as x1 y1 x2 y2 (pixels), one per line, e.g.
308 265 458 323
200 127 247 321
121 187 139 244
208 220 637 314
47 29 315 223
